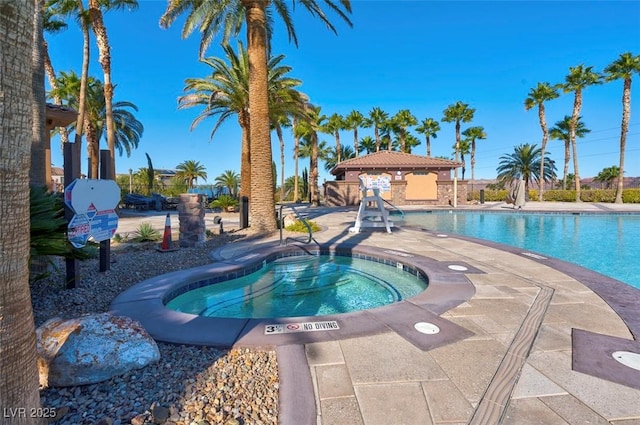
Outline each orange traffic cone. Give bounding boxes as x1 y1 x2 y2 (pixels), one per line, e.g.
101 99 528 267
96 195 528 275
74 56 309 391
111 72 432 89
157 213 177 252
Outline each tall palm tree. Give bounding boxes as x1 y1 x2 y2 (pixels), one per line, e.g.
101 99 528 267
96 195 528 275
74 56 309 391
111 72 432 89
1 0 42 413
160 0 352 232
415 117 440 157
272 115 291 201
292 116 301 202
442 101 475 206
562 64 603 201
31 0 47 188
214 169 240 197
323 113 345 162
48 0 91 177
176 160 208 189
461 126 486 189
50 72 144 179
344 109 365 157
604 52 640 203
295 105 327 206
593 165 620 189
368 107 389 151
525 82 560 200
456 139 471 180
549 115 590 190
87 0 138 178
496 143 557 195
391 109 417 153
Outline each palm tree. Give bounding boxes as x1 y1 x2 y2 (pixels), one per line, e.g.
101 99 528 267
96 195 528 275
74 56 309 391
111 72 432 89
403 133 420 154
496 143 557 195
272 115 291 201
48 0 91 177
295 105 327 206
461 126 487 189
549 115 590 190
455 139 471 180
562 64 603 201
391 109 417 152
87 0 139 178
604 52 640 203
1 0 42 413
50 72 144 179
323 113 345 162
358 135 377 155
176 160 208 189
160 0 352 232
593 166 620 189
324 145 356 171
31 0 48 189
214 169 240 197
292 116 301 202
442 101 475 207
344 110 365 157
368 107 389 151
525 82 560 200
415 117 440 156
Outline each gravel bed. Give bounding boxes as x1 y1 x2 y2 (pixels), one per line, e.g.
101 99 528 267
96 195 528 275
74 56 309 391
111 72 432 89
31 229 280 425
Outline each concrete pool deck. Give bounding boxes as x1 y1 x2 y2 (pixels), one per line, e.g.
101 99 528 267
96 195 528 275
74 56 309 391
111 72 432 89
116 201 640 424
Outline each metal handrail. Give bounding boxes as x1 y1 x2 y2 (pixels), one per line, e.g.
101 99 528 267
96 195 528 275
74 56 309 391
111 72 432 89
383 199 405 219
278 204 318 246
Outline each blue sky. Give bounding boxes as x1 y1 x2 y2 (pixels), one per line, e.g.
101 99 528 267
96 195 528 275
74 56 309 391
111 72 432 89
47 1 640 185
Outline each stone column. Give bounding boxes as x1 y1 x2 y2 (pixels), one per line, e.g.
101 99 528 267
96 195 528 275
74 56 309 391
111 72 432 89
178 194 206 247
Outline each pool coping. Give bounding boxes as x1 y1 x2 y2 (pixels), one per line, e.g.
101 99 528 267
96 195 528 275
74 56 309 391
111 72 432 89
109 243 479 350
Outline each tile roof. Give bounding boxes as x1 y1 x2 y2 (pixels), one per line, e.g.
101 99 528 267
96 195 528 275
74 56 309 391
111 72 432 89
330 150 462 175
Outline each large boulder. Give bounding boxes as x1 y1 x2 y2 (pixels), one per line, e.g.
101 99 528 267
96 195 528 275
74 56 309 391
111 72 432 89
37 313 160 387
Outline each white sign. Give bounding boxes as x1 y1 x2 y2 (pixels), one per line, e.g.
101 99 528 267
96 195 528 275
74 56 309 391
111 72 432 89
64 179 120 214
64 178 121 247
68 214 91 248
264 321 340 335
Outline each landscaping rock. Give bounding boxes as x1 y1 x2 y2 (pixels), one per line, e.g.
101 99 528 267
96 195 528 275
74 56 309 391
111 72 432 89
37 313 160 387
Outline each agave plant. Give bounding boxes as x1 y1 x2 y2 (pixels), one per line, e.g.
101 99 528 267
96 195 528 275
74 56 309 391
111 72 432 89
130 223 162 243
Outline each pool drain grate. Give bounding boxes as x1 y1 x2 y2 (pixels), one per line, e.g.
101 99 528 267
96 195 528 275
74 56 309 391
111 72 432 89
414 322 440 334
612 351 640 371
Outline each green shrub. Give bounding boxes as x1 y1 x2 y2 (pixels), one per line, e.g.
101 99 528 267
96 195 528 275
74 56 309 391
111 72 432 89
130 223 162 242
285 219 321 233
542 190 579 202
621 188 640 203
210 194 238 211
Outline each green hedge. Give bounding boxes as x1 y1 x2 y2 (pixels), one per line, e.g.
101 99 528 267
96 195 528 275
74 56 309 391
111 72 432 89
468 188 640 203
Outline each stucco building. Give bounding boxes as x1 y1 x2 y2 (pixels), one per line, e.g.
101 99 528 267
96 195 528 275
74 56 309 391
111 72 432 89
324 151 466 206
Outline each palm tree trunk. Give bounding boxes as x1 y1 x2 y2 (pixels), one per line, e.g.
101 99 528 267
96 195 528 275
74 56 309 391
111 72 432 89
426 136 431 156
335 131 341 163
31 0 48 189
615 78 631 204
89 0 116 179
538 104 548 201
293 117 300 202
562 140 570 190
244 0 276 232
276 124 285 201
238 110 251 198
43 39 70 150
1 1 43 418
85 117 99 178
310 134 319 206
353 128 359 157
374 127 380 152
471 140 476 190
74 0 90 179
570 91 583 201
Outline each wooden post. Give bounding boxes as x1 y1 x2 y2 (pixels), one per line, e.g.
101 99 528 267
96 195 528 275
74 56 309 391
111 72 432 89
99 149 112 272
64 143 80 288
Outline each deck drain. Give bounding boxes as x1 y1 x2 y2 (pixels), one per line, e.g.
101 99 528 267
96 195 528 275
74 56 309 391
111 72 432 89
436 234 448 238
414 322 440 334
612 351 640 371
448 264 468 271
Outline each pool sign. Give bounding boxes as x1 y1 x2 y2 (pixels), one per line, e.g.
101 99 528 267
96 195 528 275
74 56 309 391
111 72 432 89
264 321 340 335
64 179 120 247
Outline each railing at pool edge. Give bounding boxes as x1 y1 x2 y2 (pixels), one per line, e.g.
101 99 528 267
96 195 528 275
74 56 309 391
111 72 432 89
383 199 405 219
278 204 319 246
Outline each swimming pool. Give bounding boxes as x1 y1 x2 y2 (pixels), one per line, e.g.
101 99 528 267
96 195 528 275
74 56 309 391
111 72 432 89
403 212 640 289
165 254 427 318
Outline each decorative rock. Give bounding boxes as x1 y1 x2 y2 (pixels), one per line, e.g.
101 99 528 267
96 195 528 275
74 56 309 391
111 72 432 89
150 402 170 424
95 418 113 425
283 213 297 228
37 313 160 387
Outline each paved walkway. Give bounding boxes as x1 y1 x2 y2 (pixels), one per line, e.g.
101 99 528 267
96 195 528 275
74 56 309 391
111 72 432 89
212 202 640 425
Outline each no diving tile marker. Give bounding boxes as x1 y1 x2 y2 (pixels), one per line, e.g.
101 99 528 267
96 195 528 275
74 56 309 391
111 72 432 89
264 321 340 335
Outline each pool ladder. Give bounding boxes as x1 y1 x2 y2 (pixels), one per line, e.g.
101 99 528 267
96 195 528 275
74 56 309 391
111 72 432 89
278 204 319 246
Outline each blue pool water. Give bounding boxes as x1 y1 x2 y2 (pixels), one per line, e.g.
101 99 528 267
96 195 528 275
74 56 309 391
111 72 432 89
166 255 427 318
403 212 640 289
